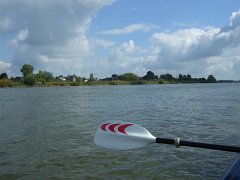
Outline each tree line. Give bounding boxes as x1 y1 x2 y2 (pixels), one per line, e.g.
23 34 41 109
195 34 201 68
100 71 217 83
0 64 217 87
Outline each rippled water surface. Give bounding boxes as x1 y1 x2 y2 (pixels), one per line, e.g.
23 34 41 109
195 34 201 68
0 83 240 179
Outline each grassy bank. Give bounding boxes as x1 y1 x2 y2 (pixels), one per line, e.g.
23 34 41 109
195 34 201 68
1 78 237 88
0 79 165 88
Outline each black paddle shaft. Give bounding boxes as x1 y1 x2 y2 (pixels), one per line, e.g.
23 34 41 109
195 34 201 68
155 138 240 153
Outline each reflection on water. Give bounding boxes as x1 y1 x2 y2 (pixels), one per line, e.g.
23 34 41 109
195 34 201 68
0 84 240 179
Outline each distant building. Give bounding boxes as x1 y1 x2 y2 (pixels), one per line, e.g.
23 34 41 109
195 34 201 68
14 76 22 81
58 75 66 81
89 70 98 81
57 75 77 82
89 72 95 81
68 75 77 82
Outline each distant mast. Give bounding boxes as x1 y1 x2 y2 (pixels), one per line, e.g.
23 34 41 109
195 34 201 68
89 68 94 81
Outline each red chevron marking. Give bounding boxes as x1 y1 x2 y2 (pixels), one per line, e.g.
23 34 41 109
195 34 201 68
118 124 133 134
108 124 120 133
100 123 110 131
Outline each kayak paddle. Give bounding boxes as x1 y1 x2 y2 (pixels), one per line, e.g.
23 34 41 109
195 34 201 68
94 121 240 153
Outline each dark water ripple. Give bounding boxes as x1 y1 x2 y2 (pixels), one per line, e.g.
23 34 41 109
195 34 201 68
0 84 240 179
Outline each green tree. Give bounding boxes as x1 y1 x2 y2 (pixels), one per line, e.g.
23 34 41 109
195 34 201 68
35 70 45 83
21 64 34 77
0 73 8 79
35 70 54 83
0 79 12 87
187 74 192 80
76 76 83 84
207 75 217 83
118 73 139 81
178 74 183 81
112 74 118 80
198 78 207 83
142 71 155 80
183 75 187 80
160 73 175 81
24 74 36 86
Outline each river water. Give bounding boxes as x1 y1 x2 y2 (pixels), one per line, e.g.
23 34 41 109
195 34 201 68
0 83 240 179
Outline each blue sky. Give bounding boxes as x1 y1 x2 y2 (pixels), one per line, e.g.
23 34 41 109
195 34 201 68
0 0 240 80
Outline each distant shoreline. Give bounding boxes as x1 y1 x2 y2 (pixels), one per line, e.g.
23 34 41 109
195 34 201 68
4 64 239 88
1 79 239 88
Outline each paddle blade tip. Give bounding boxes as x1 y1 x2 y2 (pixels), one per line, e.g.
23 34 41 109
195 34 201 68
94 121 156 150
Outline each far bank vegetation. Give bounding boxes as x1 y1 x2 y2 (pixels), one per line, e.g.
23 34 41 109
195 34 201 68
0 64 228 88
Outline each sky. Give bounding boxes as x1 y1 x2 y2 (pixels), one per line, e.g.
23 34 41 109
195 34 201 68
0 0 240 80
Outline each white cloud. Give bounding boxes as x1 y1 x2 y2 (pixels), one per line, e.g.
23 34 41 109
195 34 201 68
94 39 116 48
151 28 221 61
97 39 160 77
103 40 142 74
0 1 240 80
100 23 160 35
0 0 114 76
207 57 234 74
0 60 11 73
8 30 29 47
121 40 136 52
230 9 240 28
98 9 240 80
0 17 12 33
144 10 240 79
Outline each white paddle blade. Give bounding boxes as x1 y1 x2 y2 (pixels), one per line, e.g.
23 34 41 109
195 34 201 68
94 121 156 150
